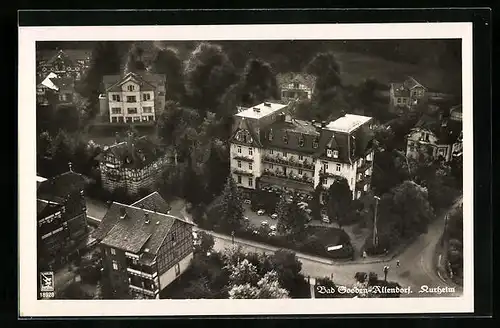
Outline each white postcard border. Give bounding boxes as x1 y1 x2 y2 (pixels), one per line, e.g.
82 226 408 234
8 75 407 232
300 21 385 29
19 22 474 317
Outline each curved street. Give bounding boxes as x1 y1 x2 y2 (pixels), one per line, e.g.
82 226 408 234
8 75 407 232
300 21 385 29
86 195 463 298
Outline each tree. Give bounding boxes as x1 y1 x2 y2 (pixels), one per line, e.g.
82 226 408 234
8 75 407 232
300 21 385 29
226 258 260 286
124 44 147 74
53 104 81 133
238 58 279 106
197 231 215 255
326 177 352 227
151 48 186 102
276 196 308 238
218 176 245 232
184 42 238 113
184 277 216 299
228 271 289 299
379 180 435 240
270 250 303 294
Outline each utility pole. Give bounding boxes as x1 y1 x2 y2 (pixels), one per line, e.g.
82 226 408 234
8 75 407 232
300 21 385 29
373 196 380 248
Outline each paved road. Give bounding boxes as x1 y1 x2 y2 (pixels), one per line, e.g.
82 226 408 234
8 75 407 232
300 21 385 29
86 195 463 298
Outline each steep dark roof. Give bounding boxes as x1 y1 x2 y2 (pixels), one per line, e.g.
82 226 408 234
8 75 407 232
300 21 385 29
403 76 426 90
93 201 193 256
103 72 165 92
51 77 75 91
37 49 92 64
97 136 167 169
37 171 88 203
131 192 171 214
260 118 320 154
315 130 352 163
277 72 317 90
412 115 462 144
37 199 63 217
230 117 264 148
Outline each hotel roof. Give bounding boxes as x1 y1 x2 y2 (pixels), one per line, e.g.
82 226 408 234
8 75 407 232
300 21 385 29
235 102 288 120
326 114 372 133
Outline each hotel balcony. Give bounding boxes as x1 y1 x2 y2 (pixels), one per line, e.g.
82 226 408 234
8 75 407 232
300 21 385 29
356 174 372 190
261 169 314 185
129 284 159 298
232 154 254 162
262 155 315 171
232 168 254 177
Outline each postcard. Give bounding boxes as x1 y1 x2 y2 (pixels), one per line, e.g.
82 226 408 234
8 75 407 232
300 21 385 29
19 21 473 317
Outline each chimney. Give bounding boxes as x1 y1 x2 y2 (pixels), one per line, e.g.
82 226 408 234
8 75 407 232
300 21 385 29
144 212 150 224
321 121 327 128
264 102 271 107
68 162 73 172
119 207 127 220
253 107 261 113
311 119 316 126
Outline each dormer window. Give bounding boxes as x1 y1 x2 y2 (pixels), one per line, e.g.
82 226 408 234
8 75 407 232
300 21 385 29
333 150 339 159
268 129 274 141
127 85 135 91
313 137 319 149
293 82 299 89
298 135 305 147
283 134 288 144
327 149 333 158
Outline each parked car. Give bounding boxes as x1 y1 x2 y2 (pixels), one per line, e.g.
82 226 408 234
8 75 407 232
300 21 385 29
304 208 312 214
322 215 330 224
243 216 250 222
257 209 265 215
269 231 277 237
261 221 269 227
270 225 277 231
243 199 252 205
270 213 278 219
252 230 259 235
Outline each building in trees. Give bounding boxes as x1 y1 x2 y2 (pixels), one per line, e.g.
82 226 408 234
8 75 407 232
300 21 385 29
405 111 462 162
229 101 375 201
36 72 77 107
277 72 316 102
389 76 427 114
36 49 92 81
97 136 174 196
37 165 90 270
99 72 166 123
92 192 195 299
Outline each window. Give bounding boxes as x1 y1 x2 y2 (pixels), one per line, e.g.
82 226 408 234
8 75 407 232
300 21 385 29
143 106 153 113
327 149 333 157
323 178 328 186
270 164 274 169
142 93 151 101
237 175 242 184
133 117 141 122
248 177 253 187
237 146 241 153
283 134 288 144
358 173 363 180
357 191 361 199
298 169 303 175
110 248 116 255
363 184 368 192
126 96 136 103
171 232 176 242
111 117 118 123
112 94 121 102
270 149 274 155
293 82 299 89
336 164 341 172
237 161 242 168
248 148 253 156
298 136 305 147
175 263 181 276
299 155 304 161
249 163 253 170
112 260 118 271
111 107 121 114
127 85 135 91
313 137 319 149
323 162 328 171
268 130 273 141
333 150 339 159
128 108 138 114
397 98 402 104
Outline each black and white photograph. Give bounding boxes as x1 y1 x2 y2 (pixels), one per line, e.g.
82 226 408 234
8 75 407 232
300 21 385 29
19 22 474 316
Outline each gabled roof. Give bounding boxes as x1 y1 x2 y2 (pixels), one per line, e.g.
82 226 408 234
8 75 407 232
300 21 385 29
37 171 88 203
97 136 167 169
411 114 462 144
277 72 317 90
403 76 426 90
103 72 165 93
315 129 351 163
230 118 263 148
38 49 92 65
93 201 194 255
131 192 171 214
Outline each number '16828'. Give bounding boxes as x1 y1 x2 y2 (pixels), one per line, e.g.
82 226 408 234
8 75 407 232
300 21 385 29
40 292 55 299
